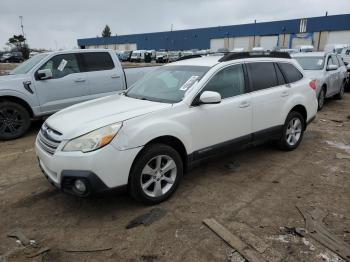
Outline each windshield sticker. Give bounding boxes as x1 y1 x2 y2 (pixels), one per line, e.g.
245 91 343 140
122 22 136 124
317 59 323 66
57 59 68 71
179 76 199 91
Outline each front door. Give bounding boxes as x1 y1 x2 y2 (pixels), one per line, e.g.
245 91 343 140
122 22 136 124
33 53 90 114
189 64 252 159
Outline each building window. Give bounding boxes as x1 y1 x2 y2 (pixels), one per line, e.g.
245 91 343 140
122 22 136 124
299 18 307 33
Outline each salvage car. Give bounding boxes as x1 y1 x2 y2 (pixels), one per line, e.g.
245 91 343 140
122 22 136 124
292 52 347 110
0 49 155 140
35 52 318 204
0 52 24 63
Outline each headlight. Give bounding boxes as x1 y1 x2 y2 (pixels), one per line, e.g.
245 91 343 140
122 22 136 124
63 123 122 153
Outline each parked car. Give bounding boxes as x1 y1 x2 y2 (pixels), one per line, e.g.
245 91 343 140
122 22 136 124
324 44 348 54
297 45 314 53
130 50 146 62
168 51 181 62
0 49 138 140
119 51 133 62
156 51 168 63
279 49 299 54
35 52 317 204
292 52 347 110
340 46 350 65
0 52 24 63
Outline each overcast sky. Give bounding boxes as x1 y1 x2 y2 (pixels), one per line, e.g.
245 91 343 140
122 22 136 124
1 0 349 50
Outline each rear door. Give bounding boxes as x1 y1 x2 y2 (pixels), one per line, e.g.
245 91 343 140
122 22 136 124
33 53 90 113
78 52 126 100
246 61 291 138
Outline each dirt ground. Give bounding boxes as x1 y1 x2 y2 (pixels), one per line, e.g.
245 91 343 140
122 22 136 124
0 89 350 261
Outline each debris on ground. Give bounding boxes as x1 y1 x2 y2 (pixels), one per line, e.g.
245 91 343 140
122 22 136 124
126 208 167 229
227 249 247 262
65 247 112 253
225 161 240 172
203 218 266 261
141 255 159 262
326 141 350 154
26 247 50 258
330 119 344 123
296 205 350 261
7 231 32 246
336 153 350 160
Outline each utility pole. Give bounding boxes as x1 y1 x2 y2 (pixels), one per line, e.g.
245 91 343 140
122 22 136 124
19 16 25 46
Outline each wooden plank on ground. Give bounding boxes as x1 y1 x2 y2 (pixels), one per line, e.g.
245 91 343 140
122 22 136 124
203 218 266 262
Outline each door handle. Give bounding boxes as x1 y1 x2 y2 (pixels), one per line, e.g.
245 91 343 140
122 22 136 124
281 91 289 97
239 101 250 108
111 74 121 79
74 78 86 83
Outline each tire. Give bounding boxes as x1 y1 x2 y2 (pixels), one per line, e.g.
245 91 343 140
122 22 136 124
334 81 345 100
129 143 183 204
317 88 326 111
277 111 305 151
0 101 31 140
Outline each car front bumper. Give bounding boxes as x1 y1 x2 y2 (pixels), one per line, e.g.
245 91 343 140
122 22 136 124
35 136 142 196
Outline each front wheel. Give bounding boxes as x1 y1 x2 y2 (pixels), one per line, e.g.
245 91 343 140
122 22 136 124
277 111 305 151
0 101 31 140
129 144 183 204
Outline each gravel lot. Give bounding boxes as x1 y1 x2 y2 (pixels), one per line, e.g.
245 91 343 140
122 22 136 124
0 64 350 261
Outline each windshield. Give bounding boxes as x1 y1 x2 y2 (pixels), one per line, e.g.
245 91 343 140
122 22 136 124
126 65 210 103
294 56 325 70
10 53 48 75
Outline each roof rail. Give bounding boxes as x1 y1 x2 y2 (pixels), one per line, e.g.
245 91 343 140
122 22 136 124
175 54 203 61
218 51 291 62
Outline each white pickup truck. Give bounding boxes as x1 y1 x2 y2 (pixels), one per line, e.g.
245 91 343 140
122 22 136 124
0 49 156 140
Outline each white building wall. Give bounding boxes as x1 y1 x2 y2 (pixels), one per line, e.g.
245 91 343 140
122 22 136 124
260 36 278 50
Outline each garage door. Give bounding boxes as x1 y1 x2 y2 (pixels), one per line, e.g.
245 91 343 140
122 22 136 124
327 31 350 45
291 33 313 49
233 37 250 50
210 38 225 51
260 36 278 50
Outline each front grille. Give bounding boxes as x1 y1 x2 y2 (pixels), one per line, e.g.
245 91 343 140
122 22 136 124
37 124 62 155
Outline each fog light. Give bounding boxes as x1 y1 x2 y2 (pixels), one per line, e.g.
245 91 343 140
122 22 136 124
74 179 87 193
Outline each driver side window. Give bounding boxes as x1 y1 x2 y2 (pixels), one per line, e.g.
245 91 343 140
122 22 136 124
202 64 245 99
39 54 80 79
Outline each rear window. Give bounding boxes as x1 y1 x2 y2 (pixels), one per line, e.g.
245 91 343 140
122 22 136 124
278 63 303 83
79 52 114 72
246 62 278 91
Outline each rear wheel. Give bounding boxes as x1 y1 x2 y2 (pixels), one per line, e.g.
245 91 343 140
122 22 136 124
277 111 305 151
334 81 345 100
317 88 326 111
129 144 183 204
0 101 31 140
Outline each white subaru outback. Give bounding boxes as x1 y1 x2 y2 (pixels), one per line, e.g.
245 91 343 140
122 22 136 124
35 52 318 204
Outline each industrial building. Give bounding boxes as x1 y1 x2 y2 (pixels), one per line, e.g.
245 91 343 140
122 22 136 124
77 14 350 51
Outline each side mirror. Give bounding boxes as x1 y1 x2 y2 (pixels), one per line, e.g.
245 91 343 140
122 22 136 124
37 69 53 80
326 64 338 71
199 91 221 104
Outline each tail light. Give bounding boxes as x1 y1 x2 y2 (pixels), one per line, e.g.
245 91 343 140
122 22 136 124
309 80 317 90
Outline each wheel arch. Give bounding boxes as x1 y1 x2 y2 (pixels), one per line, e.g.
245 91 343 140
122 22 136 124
0 95 34 117
289 104 307 129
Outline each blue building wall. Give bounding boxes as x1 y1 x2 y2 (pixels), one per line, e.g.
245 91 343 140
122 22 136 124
77 14 350 50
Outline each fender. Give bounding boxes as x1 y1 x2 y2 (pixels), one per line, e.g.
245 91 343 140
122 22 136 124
112 105 193 154
0 89 41 116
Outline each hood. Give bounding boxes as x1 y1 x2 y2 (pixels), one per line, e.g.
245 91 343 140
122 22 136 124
302 70 323 80
46 94 172 139
0 74 29 88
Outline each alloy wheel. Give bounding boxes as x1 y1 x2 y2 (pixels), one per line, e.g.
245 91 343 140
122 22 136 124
0 107 24 136
140 155 177 198
286 117 302 146
318 90 325 109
